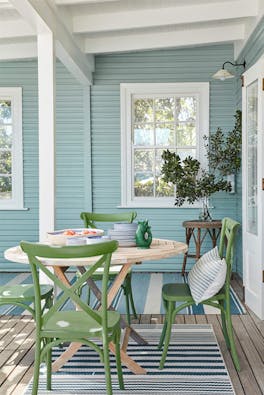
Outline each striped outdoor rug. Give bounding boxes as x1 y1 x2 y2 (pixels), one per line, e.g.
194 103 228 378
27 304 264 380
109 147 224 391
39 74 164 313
24 324 235 395
0 272 245 315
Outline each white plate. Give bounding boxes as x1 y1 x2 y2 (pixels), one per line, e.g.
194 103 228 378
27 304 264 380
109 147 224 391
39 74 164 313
113 223 138 231
47 228 104 246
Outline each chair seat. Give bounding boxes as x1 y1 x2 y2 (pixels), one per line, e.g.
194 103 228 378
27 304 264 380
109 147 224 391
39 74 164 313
42 310 120 338
0 284 53 302
162 283 194 302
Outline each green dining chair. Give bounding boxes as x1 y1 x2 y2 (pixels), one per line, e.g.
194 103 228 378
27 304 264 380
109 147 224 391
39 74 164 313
80 211 138 325
0 282 53 319
158 217 240 371
20 240 124 395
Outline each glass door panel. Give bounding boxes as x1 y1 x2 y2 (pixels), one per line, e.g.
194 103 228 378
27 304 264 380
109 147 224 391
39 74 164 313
246 80 258 235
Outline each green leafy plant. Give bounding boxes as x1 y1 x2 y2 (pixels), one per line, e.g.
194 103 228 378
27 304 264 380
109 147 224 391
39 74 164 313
160 111 242 219
203 110 242 176
161 151 231 209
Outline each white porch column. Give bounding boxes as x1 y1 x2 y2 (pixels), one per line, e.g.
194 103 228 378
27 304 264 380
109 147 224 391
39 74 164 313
38 32 56 242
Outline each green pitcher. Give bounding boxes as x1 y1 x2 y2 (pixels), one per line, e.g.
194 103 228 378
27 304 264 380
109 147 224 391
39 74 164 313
135 220 152 249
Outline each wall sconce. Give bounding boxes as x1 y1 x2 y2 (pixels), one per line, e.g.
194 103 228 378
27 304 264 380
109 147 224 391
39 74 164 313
212 60 246 80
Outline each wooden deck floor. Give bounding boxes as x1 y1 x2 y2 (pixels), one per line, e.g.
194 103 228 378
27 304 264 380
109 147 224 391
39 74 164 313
1 276 264 395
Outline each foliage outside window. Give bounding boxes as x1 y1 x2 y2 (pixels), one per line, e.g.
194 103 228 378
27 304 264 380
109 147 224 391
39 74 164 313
121 83 209 207
0 88 23 209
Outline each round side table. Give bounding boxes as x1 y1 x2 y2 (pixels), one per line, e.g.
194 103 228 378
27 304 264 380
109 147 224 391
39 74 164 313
181 219 222 275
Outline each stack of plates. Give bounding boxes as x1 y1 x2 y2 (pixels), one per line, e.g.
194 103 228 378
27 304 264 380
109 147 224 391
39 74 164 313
108 222 138 247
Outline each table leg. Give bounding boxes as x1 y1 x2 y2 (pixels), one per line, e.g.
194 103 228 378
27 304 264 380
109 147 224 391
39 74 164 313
52 265 147 374
52 342 82 372
109 343 146 375
196 228 201 260
208 228 221 247
181 227 193 276
79 265 148 345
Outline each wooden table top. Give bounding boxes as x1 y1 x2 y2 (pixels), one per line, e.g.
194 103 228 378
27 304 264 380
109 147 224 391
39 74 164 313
182 220 222 229
4 238 188 267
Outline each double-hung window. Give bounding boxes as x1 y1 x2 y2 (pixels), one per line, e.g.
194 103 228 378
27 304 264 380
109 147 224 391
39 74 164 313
120 83 209 207
0 87 23 209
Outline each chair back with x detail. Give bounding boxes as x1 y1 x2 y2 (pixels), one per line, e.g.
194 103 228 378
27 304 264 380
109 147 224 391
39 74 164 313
20 240 124 395
158 217 241 371
80 211 137 228
80 211 138 325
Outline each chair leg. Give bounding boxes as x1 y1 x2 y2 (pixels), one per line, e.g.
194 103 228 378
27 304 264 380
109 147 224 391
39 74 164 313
122 282 131 325
46 339 52 390
158 298 168 350
158 316 167 350
159 301 174 370
219 301 230 349
32 337 41 395
103 339 113 395
87 286 91 306
158 299 168 350
122 275 137 325
126 274 138 319
114 328 124 390
226 306 240 371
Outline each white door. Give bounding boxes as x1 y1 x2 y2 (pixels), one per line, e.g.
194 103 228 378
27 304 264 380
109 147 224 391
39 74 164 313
242 56 264 319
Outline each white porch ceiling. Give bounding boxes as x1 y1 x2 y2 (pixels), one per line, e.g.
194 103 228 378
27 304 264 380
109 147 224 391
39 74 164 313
0 0 263 76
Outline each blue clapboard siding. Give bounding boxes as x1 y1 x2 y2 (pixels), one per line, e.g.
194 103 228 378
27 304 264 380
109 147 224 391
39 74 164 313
91 44 240 271
0 60 87 270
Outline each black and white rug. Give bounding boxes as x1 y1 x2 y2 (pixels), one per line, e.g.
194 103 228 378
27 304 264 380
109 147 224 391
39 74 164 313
24 324 235 395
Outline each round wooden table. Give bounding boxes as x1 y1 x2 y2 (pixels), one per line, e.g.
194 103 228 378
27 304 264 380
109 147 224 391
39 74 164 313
181 219 222 275
5 238 188 375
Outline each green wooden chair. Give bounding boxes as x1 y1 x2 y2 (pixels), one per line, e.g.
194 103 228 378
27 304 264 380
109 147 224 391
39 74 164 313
80 211 138 325
0 283 53 319
20 240 124 395
158 217 240 371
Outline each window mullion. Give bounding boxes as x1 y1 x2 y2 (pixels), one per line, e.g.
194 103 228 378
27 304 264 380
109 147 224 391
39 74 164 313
121 83 209 207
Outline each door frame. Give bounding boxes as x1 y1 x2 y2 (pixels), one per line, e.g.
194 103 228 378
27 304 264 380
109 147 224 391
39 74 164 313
242 55 264 319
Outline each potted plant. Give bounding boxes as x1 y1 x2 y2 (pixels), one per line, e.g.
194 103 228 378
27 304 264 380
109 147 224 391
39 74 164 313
161 151 231 220
161 111 242 220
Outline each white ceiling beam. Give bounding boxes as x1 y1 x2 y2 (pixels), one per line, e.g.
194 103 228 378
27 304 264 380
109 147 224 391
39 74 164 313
0 40 37 60
84 23 245 54
56 0 117 4
0 0 13 9
74 0 257 34
9 0 93 85
234 1 264 59
0 19 34 39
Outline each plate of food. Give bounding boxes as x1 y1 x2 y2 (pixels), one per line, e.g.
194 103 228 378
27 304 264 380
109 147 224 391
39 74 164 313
47 228 104 245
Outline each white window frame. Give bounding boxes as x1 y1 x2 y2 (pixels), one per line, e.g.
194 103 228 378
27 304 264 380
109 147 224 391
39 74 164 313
120 82 209 208
0 87 24 210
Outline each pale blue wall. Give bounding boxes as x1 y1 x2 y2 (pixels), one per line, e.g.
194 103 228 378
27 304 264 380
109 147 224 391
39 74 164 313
91 44 241 271
0 61 88 270
0 42 252 273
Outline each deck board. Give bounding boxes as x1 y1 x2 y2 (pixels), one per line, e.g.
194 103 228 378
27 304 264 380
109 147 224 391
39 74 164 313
0 279 263 395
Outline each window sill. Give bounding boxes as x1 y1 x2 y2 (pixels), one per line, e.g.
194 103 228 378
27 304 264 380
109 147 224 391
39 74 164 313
118 204 213 209
0 207 29 211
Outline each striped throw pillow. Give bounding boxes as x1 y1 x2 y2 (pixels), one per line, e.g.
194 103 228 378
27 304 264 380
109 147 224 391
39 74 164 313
188 246 227 305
